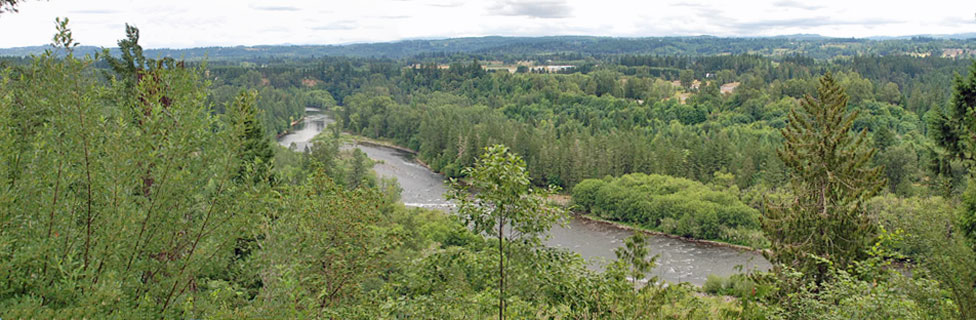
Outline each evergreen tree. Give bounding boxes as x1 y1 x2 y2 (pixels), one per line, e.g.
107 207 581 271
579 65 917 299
102 24 179 96
927 61 976 195
928 61 976 318
931 61 976 161
614 233 659 288
228 89 274 183
872 125 894 151
928 61 976 239
763 72 884 282
679 69 695 89
347 148 369 189
103 24 147 84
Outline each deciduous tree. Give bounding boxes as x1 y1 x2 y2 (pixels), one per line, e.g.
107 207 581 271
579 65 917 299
447 144 564 320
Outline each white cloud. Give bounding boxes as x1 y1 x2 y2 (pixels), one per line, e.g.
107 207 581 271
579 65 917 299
488 0 574 19
0 0 973 48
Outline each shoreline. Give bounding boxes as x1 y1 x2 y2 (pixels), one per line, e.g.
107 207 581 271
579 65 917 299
303 112 764 256
275 115 308 139
352 132 766 255
348 137 439 172
572 213 766 254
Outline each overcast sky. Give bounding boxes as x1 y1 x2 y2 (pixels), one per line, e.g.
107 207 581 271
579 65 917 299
1 0 974 49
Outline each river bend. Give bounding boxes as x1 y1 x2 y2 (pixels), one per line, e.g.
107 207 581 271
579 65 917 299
278 108 770 285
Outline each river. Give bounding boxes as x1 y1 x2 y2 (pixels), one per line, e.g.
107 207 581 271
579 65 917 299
278 108 770 285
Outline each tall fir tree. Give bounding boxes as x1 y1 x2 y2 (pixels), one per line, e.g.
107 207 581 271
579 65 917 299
928 61 976 241
929 61 976 318
348 148 369 189
763 72 885 282
930 61 976 165
228 89 275 183
926 61 976 197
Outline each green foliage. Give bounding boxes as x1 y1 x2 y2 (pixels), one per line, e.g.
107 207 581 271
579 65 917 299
6 21 976 319
750 267 957 320
447 144 565 318
0 26 253 317
963 178 976 244
940 63 976 243
764 72 885 282
703 274 756 298
449 145 565 243
748 233 959 320
924 60 976 318
247 172 397 318
347 148 370 188
572 173 763 246
338 70 790 190
614 233 660 287
102 24 148 87
928 61 976 167
374 234 739 319
227 89 274 183
868 195 955 259
927 61 976 196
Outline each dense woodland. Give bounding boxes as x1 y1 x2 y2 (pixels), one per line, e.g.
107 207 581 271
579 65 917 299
3 34 976 60
2 17 976 319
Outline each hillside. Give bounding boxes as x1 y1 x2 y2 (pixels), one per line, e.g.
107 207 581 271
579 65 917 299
3 35 976 61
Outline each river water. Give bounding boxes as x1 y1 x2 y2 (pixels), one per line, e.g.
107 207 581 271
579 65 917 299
278 108 770 285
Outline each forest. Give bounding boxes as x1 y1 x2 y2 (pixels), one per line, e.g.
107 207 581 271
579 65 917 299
2 15 976 319
3 34 976 61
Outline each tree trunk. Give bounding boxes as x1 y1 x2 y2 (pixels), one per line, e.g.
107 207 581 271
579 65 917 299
498 213 504 320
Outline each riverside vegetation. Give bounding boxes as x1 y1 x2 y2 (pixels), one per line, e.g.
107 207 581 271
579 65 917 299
1 18 976 319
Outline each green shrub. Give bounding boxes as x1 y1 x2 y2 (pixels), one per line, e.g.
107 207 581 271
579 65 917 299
703 275 727 294
704 274 756 297
572 173 764 246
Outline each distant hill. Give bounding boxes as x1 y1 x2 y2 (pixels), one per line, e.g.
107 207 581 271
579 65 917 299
3 35 976 61
867 33 976 40
0 45 108 58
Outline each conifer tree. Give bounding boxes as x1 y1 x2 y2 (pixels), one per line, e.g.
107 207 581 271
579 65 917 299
927 62 976 168
763 72 884 282
228 89 274 183
927 61 976 318
928 61 976 239
348 148 369 189
614 233 659 288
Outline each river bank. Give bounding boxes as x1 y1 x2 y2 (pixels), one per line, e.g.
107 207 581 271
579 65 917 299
279 108 771 285
571 213 766 254
549 194 764 253
274 115 310 139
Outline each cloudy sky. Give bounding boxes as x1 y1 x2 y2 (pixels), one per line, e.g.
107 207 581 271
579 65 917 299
1 0 974 48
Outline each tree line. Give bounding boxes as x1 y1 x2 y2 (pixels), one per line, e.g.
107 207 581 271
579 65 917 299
2 17 976 318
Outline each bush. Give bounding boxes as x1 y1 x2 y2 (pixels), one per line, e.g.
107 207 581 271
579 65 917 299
571 173 763 246
703 275 727 294
703 274 756 297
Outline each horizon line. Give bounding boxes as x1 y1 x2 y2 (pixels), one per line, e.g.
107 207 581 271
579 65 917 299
3 33 976 51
